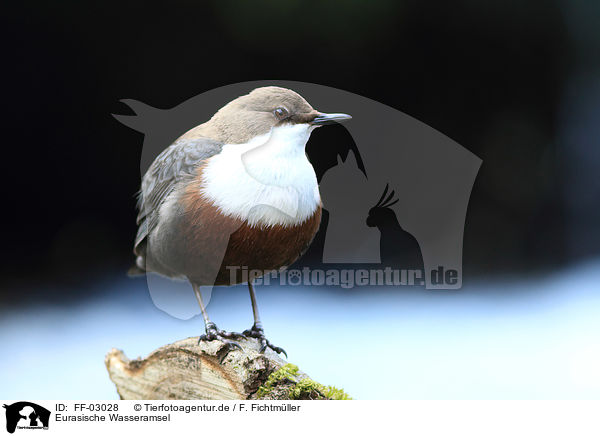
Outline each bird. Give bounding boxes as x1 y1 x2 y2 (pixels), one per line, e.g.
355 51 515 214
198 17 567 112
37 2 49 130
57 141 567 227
131 86 352 355
366 184 424 272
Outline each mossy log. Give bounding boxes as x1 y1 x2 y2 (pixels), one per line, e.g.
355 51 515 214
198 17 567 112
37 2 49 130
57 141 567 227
105 337 350 400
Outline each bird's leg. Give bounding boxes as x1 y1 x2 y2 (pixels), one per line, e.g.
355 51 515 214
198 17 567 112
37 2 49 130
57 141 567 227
242 282 287 357
192 283 243 351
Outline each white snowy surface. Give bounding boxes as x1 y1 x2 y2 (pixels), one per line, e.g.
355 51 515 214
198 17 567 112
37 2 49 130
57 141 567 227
1 260 599 399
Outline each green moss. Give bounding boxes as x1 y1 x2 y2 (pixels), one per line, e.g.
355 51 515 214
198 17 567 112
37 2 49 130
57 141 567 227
289 379 352 400
289 378 324 399
256 363 352 400
256 364 300 398
322 385 352 400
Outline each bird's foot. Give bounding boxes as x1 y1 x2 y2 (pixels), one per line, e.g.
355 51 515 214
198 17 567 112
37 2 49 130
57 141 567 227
198 322 244 352
243 323 287 357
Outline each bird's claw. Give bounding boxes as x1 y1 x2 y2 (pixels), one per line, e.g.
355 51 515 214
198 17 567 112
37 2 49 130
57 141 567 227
243 323 287 358
260 341 287 358
198 322 243 352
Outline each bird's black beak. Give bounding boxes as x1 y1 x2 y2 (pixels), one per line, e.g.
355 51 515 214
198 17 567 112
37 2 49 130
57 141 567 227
311 112 352 126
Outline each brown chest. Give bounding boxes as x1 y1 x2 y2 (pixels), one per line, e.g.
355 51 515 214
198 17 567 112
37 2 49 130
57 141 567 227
177 167 322 285
219 206 322 282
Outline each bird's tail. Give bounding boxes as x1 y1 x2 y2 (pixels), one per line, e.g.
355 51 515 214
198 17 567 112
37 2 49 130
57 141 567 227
112 99 164 134
127 255 147 277
127 264 146 277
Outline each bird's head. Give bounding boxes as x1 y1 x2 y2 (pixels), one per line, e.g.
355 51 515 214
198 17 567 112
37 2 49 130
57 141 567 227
366 184 399 227
208 86 352 145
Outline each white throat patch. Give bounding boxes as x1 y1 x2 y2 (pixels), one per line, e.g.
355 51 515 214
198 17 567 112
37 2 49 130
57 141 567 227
200 123 321 227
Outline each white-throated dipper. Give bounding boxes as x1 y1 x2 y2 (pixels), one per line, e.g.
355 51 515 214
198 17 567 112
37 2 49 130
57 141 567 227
131 86 351 355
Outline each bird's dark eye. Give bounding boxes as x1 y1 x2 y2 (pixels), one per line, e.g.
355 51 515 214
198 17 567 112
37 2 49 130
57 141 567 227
273 107 289 120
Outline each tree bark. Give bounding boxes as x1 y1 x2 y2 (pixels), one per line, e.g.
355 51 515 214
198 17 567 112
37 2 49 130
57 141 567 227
105 337 332 400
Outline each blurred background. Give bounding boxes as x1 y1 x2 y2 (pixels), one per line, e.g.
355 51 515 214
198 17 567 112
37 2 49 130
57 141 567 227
1 0 599 399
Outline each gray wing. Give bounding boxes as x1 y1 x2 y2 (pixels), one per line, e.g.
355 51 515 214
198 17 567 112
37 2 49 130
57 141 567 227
134 137 223 257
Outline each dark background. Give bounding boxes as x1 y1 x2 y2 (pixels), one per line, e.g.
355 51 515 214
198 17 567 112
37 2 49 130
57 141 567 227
3 0 599 302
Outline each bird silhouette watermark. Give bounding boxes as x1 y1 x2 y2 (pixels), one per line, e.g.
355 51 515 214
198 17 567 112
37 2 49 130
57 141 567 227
114 81 481 324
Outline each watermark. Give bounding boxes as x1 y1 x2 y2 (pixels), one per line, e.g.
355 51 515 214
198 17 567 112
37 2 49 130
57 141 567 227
3 402 50 434
226 266 459 289
115 80 481 319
